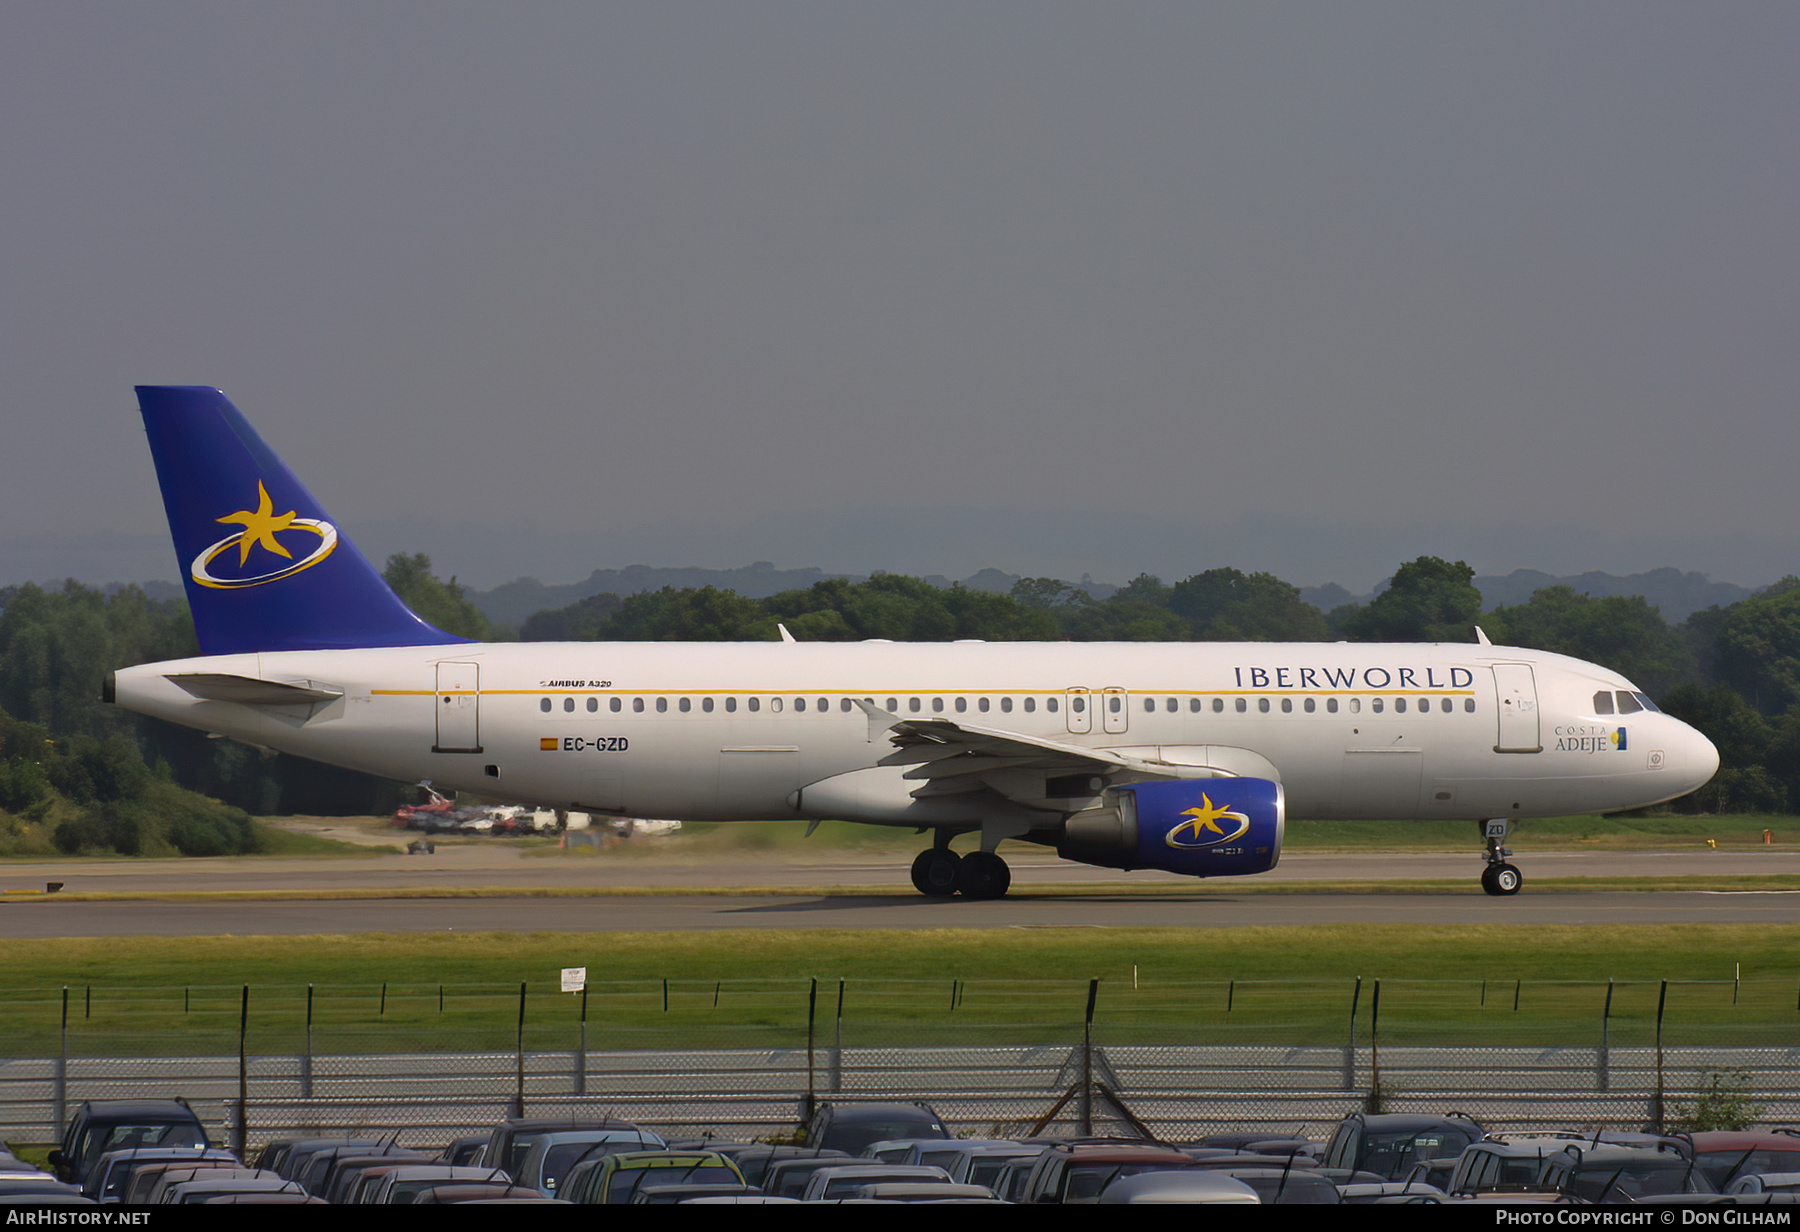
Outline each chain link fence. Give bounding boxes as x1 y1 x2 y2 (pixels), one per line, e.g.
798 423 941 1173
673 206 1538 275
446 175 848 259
3 976 1795 1149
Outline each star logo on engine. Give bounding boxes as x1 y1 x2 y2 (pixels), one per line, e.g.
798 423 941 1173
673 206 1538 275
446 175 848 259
1165 793 1252 849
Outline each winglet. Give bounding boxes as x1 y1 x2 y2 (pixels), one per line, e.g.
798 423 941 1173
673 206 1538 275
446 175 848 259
136 386 468 655
1474 626 1492 646
778 623 796 643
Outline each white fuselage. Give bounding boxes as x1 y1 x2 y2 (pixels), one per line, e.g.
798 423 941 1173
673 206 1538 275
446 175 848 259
112 639 1719 829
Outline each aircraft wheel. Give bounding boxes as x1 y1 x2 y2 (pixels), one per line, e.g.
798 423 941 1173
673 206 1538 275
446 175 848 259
955 851 1012 900
910 848 961 897
1481 863 1523 896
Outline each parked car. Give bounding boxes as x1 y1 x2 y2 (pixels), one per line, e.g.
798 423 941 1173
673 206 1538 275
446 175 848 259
1537 1143 1717 1201
802 1102 950 1155
1319 1112 1483 1181
49 1100 211 1186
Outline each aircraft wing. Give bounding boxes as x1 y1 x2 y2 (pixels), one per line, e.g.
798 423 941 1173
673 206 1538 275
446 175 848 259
860 704 1222 811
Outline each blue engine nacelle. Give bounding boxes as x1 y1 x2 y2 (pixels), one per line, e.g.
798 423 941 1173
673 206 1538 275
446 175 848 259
1056 778 1284 877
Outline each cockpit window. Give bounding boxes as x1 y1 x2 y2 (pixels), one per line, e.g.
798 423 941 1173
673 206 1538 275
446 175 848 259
1633 692 1661 713
1615 691 1644 714
1592 691 1615 715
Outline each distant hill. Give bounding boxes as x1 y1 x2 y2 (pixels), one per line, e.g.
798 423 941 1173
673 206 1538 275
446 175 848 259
1471 567 1756 623
472 562 852 628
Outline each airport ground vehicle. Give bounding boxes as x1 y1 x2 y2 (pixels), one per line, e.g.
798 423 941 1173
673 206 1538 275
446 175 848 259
111 387 1720 899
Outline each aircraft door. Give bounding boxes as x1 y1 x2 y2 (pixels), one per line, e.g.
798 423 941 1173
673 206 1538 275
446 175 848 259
1065 688 1092 734
1102 687 1129 734
434 661 482 753
1491 663 1542 753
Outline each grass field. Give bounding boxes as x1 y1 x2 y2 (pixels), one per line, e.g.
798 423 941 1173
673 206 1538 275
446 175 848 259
1 815 1795 1054
2 926 1796 1055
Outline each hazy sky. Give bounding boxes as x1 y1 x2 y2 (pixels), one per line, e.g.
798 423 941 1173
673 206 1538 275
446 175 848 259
3 3 1796 593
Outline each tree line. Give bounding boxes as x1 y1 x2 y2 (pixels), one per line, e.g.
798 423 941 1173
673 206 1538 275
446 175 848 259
2 552 1796 855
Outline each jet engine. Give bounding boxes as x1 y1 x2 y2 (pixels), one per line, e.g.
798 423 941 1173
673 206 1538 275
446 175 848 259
1057 778 1284 878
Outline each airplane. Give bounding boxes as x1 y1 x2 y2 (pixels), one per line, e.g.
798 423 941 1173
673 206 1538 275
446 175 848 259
108 386 1720 899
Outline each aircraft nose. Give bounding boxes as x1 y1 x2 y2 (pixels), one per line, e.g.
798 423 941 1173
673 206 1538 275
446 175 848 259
1670 718 1720 795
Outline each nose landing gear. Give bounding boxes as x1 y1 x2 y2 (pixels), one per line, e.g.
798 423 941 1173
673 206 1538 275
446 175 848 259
1480 817 1523 896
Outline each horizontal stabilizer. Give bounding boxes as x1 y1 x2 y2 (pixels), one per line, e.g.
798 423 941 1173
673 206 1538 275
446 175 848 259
167 673 343 706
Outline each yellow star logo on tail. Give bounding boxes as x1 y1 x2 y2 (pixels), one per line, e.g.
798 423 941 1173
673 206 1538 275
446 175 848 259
216 481 298 565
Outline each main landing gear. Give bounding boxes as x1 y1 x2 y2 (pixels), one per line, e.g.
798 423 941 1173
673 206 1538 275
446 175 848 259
909 844 1012 900
1479 817 1523 896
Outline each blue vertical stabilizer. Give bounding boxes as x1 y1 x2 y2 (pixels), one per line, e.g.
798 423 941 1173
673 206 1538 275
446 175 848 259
136 386 469 655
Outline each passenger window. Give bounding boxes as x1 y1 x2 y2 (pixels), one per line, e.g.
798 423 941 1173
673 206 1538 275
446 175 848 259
1350 698 1361 714
1212 698 1224 713
817 697 828 711
794 697 806 712
1258 698 1270 713
1371 698 1384 713
563 698 575 713
978 698 990 713
955 697 967 713
886 698 898 712
1109 696 1122 713
611 697 623 713
1235 698 1247 713
1001 698 1013 713
1047 697 1059 713
587 697 598 713
1593 691 1615 715
1280 698 1292 713
539 698 550 713
1441 698 1452 713
1190 698 1202 713
1024 698 1036 713
632 698 644 713
1616 691 1644 714
1464 698 1475 712
725 697 737 713
1419 697 1430 712
1167 698 1177 713
1395 698 1406 714
840 698 853 712
770 697 782 713
1327 698 1338 713
655 697 668 713
1143 698 1154 713
679 697 690 713
931 698 944 713
1304 697 1315 713
1072 696 1085 714
700 697 712 713
909 697 921 713
748 697 761 712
